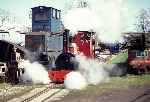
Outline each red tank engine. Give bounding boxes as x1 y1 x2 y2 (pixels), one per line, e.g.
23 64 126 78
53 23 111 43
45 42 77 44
48 31 96 83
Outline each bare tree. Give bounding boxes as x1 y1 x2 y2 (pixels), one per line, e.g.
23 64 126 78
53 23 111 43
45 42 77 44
135 9 150 33
0 9 10 29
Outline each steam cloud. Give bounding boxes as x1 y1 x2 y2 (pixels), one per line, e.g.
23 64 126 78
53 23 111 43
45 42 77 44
64 55 109 90
77 55 109 85
20 60 50 84
64 71 88 90
63 7 98 34
63 0 124 43
63 0 125 89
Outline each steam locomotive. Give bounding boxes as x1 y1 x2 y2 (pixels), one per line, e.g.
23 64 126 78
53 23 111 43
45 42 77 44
48 31 96 83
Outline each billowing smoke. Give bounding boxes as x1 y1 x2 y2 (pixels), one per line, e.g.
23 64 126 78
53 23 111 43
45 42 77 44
20 60 50 84
63 0 124 42
64 54 109 89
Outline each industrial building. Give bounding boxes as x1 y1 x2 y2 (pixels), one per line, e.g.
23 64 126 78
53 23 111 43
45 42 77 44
0 40 25 84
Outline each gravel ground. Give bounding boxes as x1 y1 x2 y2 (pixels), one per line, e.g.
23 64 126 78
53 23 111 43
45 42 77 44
0 83 44 101
53 84 150 102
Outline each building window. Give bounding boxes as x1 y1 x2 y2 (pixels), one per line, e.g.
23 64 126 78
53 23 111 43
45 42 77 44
2 68 5 72
145 50 148 57
136 51 141 57
136 50 148 57
56 10 60 19
52 9 56 18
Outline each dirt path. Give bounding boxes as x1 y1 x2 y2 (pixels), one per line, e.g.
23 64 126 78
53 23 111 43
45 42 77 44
54 85 150 102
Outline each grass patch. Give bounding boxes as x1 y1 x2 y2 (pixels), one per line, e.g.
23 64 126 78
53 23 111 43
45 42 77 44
69 75 150 96
107 50 128 64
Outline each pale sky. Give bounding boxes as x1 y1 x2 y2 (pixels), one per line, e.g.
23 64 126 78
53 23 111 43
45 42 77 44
0 0 150 43
0 0 149 30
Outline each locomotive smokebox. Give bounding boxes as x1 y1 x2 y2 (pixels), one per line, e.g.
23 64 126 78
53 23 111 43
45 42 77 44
55 52 78 70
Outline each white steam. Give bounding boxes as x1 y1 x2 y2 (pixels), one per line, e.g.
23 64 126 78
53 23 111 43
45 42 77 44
63 0 124 42
20 60 50 84
64 55 109 90
64 71 87 90
77 55 109 85
63 8 98 34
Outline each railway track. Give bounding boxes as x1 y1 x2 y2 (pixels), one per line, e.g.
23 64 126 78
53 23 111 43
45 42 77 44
8 84 69 102
22 87 50 102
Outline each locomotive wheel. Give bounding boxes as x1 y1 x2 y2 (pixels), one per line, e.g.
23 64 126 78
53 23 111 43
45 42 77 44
146 66 150 74
138 69 145 75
